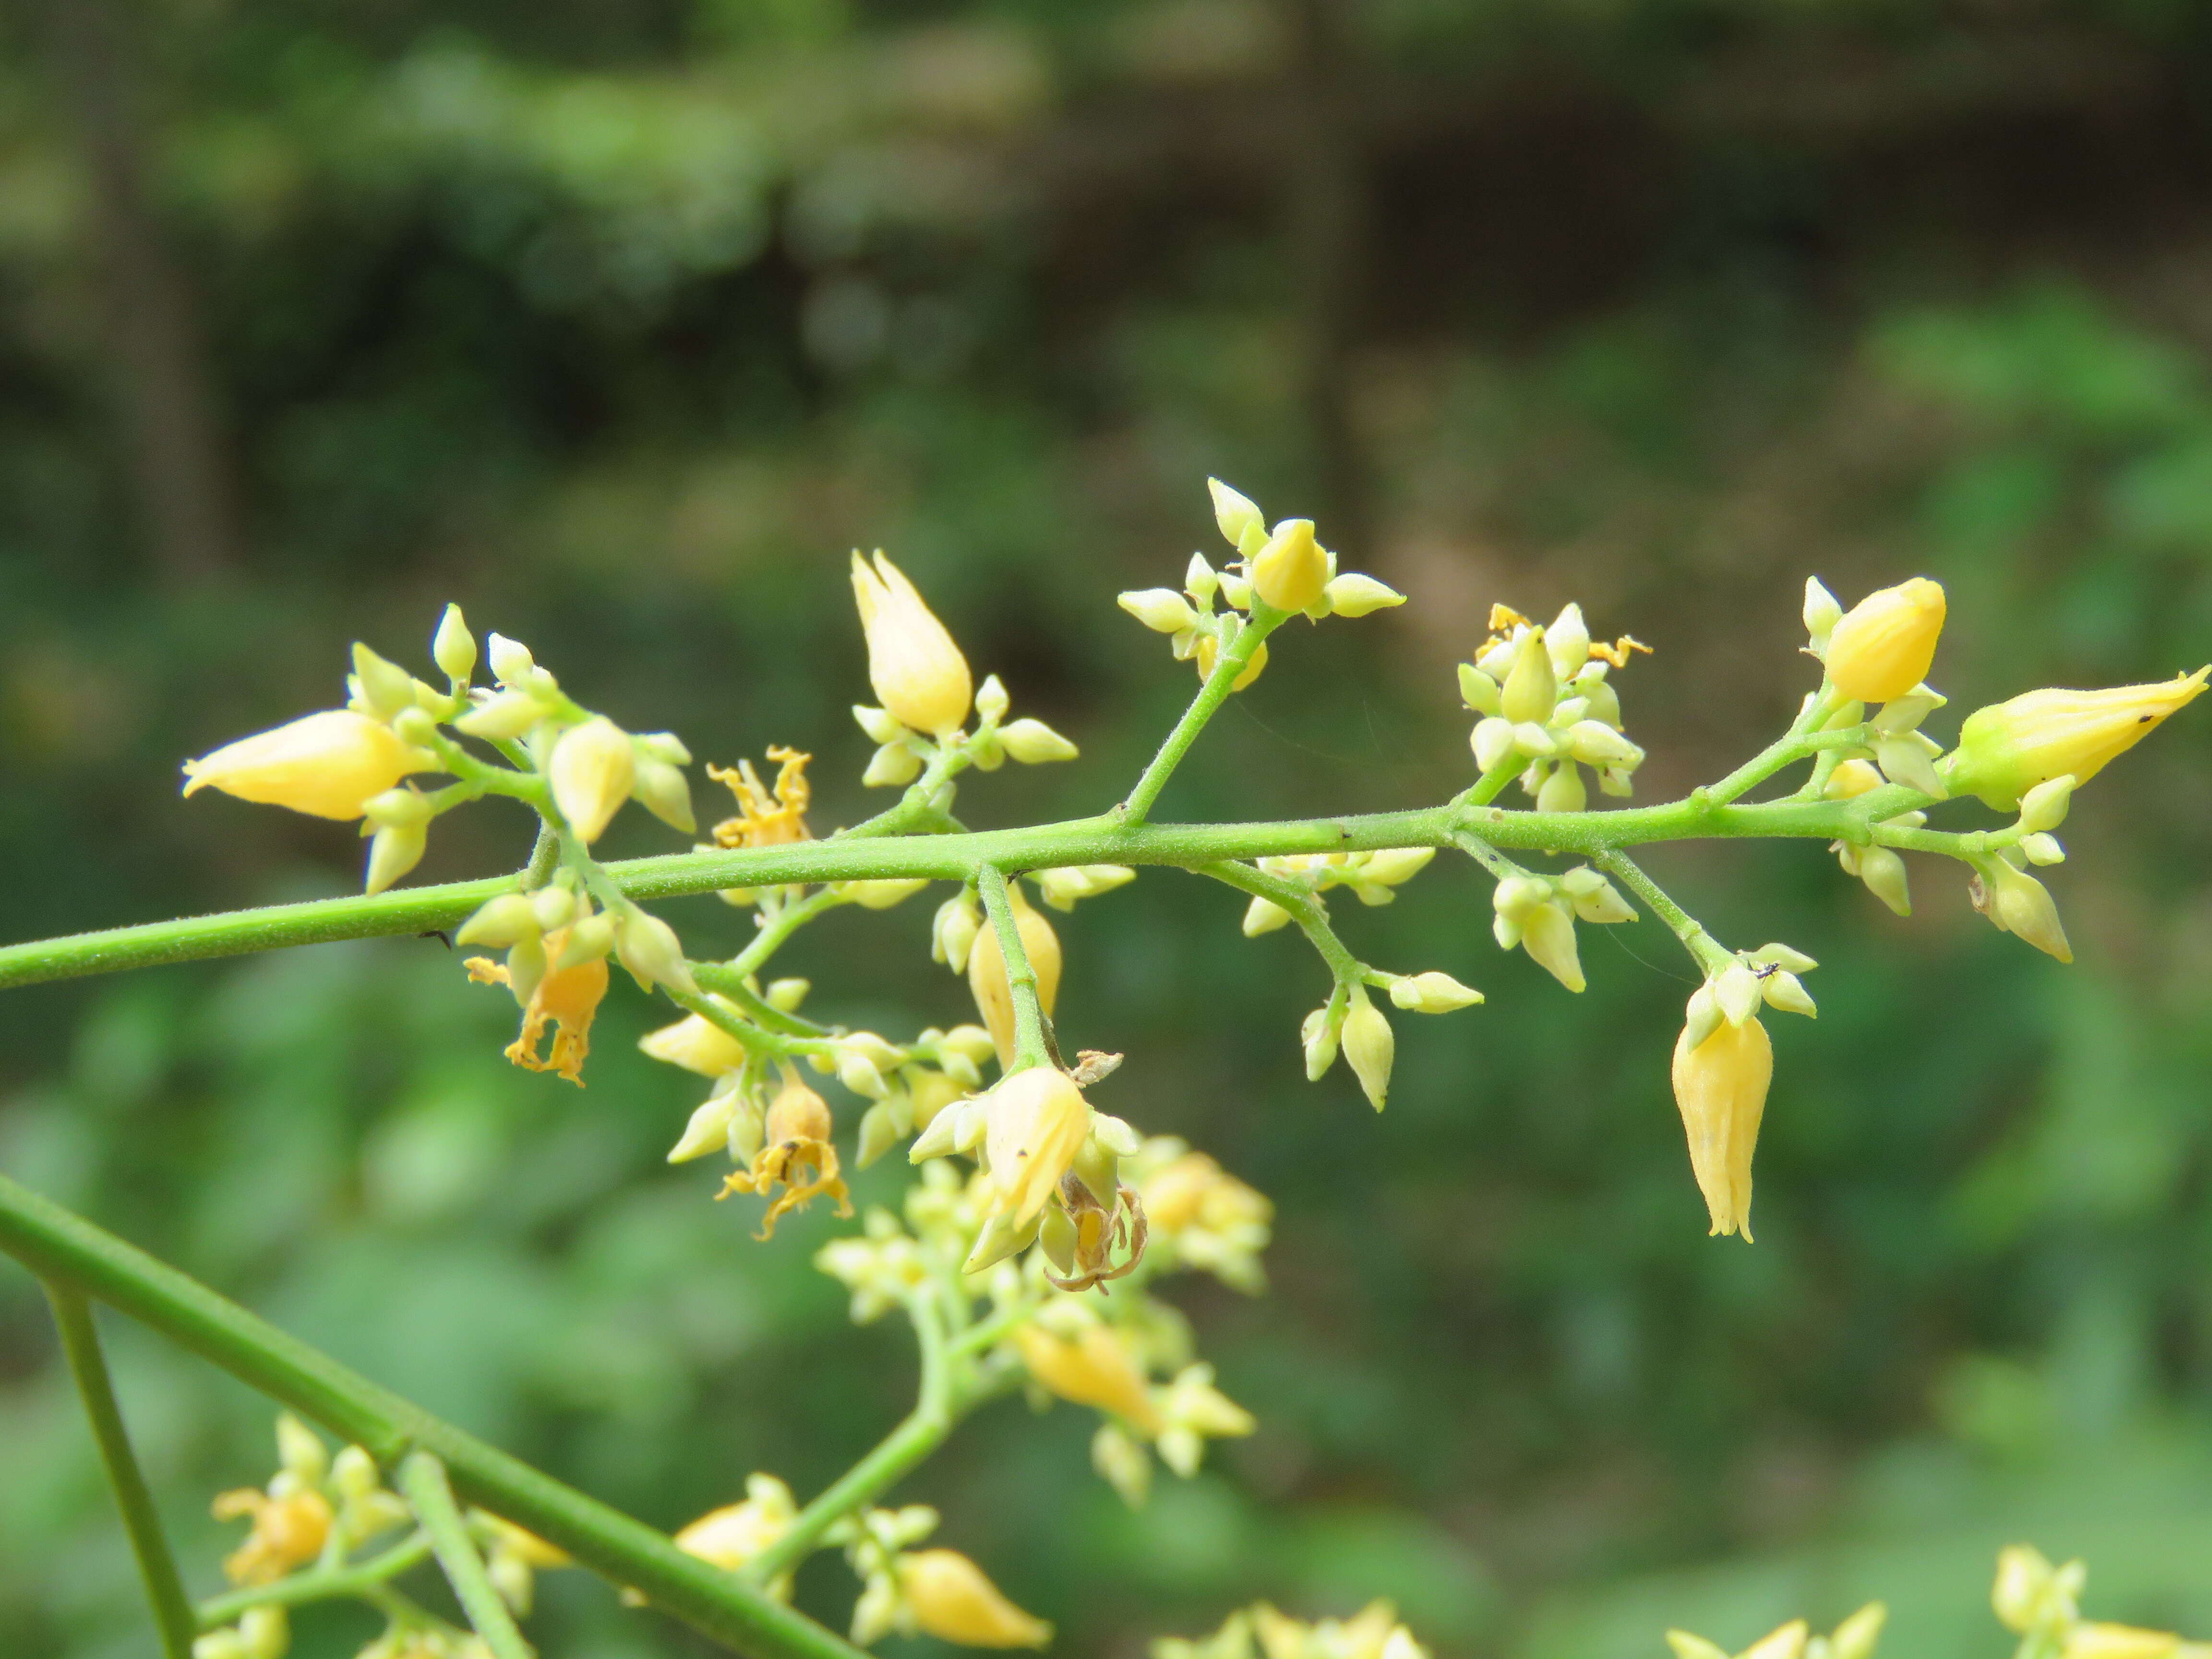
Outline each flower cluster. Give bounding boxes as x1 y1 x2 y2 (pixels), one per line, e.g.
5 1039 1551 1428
1153 1600 1430 1659
1463 601 1650 808
1118 479 1404 693
194 1414 566 1659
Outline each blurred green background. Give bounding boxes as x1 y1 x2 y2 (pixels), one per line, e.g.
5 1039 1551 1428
7 1 2212 1656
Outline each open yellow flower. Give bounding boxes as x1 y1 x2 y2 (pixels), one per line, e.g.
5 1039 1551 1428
720 1070 852 1238
982 1068 1091 1228
465 924 610 1086
211 1484 332 1586
182 710 430 820
711 746 813 848
852 552 973 736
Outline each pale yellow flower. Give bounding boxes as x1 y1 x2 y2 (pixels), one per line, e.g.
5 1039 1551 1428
900 1550 1052 1648
1824 578 1946 703
982 1068 1091 1227
1945 668 2209 810
852 552 973 736
1671 1014 1773 1240
181 710 429 820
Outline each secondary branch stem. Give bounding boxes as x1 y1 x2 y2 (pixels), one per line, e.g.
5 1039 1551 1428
46 1283 198 1659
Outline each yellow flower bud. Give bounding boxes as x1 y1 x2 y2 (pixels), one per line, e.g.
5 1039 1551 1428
851 551 973 736
900 1550 1052 1649
640 1011 748 1077
1822 757 1886 799
674 1475 795 1575
2068 1627 2184 1659
1250 518 1329 612
1992 1545 2055 1633
549 717 635 843
967 885 1062 1069
1208 478 1265 551
432 603 476 684
1500 630 1557 724
982 1068 1091 1228
1194 630 1267 691
1943 668 2209 810
1014 1322 1161 1430
1671 1013 1773 1239
1324 573 1404 617
1823 577 1946 703
999 718 1078 764
1341 996 1394 1111
1973 860 2072 963
363 821 427 895
667 1088 741 1162
182 711 431 821
1388 970 1484 1012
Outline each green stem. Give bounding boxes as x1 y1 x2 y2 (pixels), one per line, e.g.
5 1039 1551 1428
45 1284 197 1659
196 1533 434 1628
1591 850 1731 975
397 1450 534 1659
1120 605 1285 827
1198 861 1366 988
975 866 1052 1070
1703 689 1851 807
0 792 1946 993
742 1294 957 1586
0 1174 866 1659
521 823 559 890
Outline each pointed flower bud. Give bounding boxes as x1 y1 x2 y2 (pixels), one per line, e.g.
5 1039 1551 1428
1671 1014 1774 1239
851 551 974 736
457 894 539 949
901 1550 1052 1649
1301 1005 1339 1080
1943 669 2209 810
1014 1322 1160 1430
487 634 536 686
363 821 427 895
1000 718 1078 764
1760 970 1817 1018
1803 577 1843 653
549 717 635 843
1242 896 1292 936
983 1068 1092 1227
1459 665 1502 715
433 604 476 684
2017 774 2075 833
182 711 432 821
1824 578 1947 703
1519 901 1585 992
1972 859 2072 962
454 689 546 742
1536 762 1587 814
1547 604 1591 678
1501 629 1558 724
1472 716 1516 773
1341 995 1394 1110
1324 573 1404 617
1250 518 1329 612
1120 589 1198 634
641 1011 749 1076
1389 971 1484 1012
1855 843 1912 916
668 1089 741 1162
